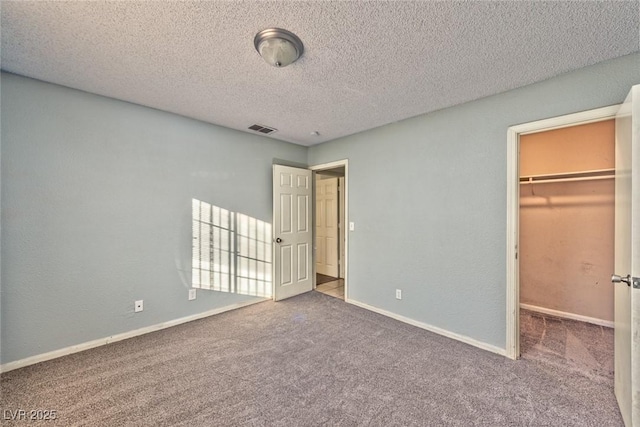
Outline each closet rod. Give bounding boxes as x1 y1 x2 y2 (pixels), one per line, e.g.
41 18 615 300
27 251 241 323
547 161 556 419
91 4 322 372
520 175 614 185
520 168 614 185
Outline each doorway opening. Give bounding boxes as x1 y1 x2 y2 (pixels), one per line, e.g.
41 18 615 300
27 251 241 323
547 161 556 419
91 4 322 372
506 85 638 426
310 160 348 301
518 119 615 377
506 105 620 361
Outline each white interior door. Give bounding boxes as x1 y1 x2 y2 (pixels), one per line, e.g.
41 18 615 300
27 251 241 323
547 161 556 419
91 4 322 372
316 177 339 277
613 85 639 427
273 165 313 301
339 176 346 278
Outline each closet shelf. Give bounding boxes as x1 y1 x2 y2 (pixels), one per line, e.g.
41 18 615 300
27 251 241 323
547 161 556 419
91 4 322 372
520 168 615 185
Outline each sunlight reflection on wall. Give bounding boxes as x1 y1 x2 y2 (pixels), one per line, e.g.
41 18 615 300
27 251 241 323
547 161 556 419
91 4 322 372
192 199 272 298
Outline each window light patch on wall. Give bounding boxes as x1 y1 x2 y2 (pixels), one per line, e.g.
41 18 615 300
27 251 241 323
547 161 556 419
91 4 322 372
192 199 272 298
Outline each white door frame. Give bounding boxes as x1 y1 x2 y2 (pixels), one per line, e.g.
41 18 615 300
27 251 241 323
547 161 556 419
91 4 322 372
505 105 620 360
310 159 349 301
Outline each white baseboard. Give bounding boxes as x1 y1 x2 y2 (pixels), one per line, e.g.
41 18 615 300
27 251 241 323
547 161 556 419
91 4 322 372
0 298 267 374
346 299 506 357
520 303 614 328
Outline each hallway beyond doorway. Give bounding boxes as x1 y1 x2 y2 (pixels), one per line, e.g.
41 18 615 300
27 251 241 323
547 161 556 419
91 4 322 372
315 273 344 299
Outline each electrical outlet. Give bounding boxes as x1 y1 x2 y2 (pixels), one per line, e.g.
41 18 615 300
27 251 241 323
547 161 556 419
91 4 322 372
188 289 197 300
349 222 355 231
134 300 144 312
395 289 402 300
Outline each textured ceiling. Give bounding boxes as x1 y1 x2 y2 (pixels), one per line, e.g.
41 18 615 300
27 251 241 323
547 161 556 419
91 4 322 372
2 1 639 146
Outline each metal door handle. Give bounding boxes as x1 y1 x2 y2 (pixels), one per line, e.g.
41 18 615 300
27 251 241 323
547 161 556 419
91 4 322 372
276 237 283 243
611 274 631 285
612 274 640 288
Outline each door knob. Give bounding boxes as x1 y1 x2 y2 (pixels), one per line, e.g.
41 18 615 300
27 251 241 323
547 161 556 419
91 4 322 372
275 237 283 243
611 274 631 285
612 274 640 288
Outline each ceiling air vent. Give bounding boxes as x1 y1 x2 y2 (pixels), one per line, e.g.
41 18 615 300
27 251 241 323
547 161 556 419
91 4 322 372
248 124 277 134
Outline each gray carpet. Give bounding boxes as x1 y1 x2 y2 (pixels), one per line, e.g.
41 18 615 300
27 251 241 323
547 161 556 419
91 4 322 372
520 309 614 384
1 292 622 426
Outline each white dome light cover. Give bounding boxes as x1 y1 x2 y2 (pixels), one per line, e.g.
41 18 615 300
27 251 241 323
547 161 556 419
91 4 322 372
254 28 304 67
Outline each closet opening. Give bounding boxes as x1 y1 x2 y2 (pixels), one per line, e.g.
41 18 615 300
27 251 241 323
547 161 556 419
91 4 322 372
518 119 615 377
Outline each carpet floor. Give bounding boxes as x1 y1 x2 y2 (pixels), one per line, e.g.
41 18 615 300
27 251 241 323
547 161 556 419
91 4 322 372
1 292 622 426
520 308 614 384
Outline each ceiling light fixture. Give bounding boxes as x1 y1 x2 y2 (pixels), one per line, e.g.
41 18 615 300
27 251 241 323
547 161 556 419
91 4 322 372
254 28 304 68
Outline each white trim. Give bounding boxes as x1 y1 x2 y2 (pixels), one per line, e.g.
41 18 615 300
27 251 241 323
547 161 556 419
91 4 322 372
348 299 506 357
506 126 520 360
0 298 266 373
310 159 349 301
520 303 614 328
309 159 348 171
511 105 620 136
506 104 619 360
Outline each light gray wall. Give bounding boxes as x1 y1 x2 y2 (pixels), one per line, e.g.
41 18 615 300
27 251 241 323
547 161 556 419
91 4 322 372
308 53 640 350
2 53 639 364
0 73 307 364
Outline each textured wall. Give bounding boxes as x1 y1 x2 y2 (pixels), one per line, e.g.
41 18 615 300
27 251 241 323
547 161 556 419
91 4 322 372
308 53 640 350
2 53 639 364
0 73 307 364
520 121 614 322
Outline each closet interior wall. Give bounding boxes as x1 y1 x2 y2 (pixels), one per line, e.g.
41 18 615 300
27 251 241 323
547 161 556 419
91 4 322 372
519 119 615 324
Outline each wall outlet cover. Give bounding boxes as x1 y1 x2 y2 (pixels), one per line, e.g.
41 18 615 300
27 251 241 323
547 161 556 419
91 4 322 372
188 289 197 300
134 300 144 312
395 289 402 300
